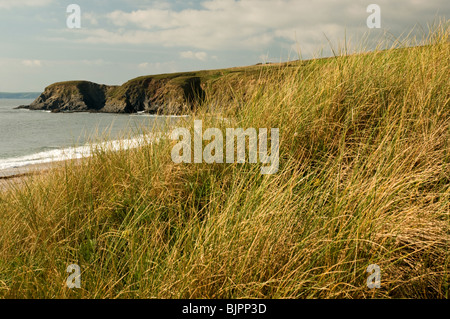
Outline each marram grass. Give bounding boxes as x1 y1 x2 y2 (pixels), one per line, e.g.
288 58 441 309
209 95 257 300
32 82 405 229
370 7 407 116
0 24 448 299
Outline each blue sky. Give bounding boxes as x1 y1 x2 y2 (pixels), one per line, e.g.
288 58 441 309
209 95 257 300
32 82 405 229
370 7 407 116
0 0 447 92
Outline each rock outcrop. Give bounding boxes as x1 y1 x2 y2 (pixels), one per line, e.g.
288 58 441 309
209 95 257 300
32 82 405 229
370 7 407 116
17 74 206 114
20 81 111 112
15 62 284 114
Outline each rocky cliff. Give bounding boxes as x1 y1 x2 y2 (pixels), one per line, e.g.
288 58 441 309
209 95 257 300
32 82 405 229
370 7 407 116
21 81 112 112
17 73 207 114
16 62 292 114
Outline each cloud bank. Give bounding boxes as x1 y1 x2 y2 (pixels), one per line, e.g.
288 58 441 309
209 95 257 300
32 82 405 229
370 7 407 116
60 0 447 54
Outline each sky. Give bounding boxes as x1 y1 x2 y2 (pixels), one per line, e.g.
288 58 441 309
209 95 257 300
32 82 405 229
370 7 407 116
0 0 447 92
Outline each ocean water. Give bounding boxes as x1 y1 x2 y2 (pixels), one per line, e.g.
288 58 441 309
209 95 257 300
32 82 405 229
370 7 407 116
0 99 184 170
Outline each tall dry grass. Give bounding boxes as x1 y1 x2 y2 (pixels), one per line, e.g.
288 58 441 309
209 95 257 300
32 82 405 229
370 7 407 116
0 24 448 298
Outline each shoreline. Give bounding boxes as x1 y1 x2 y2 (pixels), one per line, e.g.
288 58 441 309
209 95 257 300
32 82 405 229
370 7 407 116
0 160 73 192
0 132 161 193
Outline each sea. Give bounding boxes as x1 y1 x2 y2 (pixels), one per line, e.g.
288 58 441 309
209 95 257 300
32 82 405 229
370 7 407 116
0 99 184 172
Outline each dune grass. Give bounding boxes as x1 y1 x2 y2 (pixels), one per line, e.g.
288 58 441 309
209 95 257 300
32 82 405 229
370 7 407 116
0 24 448 299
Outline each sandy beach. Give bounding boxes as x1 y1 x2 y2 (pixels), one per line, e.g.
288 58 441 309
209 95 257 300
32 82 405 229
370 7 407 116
0 160 70 192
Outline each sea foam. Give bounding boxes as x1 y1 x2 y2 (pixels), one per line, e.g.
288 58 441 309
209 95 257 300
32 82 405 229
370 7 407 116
0 133 162 171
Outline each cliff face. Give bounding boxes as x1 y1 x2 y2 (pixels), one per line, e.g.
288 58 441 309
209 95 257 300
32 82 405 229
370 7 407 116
102 75 205 114
19 74 206 114
16 62 286 114
25 81 112 112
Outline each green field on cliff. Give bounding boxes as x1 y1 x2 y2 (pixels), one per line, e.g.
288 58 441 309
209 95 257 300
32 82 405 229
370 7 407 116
0 25 448 299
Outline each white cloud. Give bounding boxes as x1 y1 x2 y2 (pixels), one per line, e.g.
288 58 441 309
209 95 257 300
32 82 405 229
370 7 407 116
43 0 450 56
180 51 208 61
80 59 106 66
137 61 177 73
22 60 42 67
100 1 288 49
83 12 99 26
0 0 53 8
138 62 149 69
